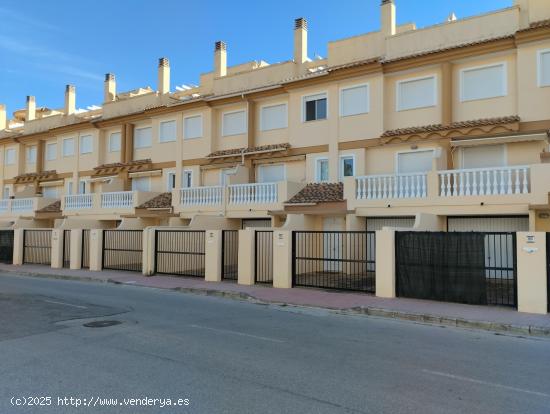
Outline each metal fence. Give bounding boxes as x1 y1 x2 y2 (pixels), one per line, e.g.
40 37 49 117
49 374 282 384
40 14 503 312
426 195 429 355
155 230 205 277
396 232 517 307
102 230 143 272
222 230 238 280
23 229 52 265
63 230 71 268
255 231 273 284
0 230 14 264
81 229 90 269
292 231 376 293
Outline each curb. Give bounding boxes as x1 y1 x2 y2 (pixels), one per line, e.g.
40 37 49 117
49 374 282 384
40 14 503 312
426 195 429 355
2 268 549 338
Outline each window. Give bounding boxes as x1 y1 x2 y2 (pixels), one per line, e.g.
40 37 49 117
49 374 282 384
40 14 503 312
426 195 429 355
159 120 176 143
258 164 285 183
131 176 151 192
184 115 203 139
166 171 176 190
339 155 355 179
134 127 152 148
397 150 434 174
109 132 121 152
260 104 288 131
42 186 58 198
182 170 193 188
66 181 73 195
5 148 15 165
460 63 507 102
340 84 369 117
80 134 93 154
46 143 57 161
3 186 10 199
26 146 37 164
304 93 327 122
78 180 87 194
538 49 550 87
220 168 236 185
315 158 329 182
462 144 506 169
63 138 75 157
396 76 436 111
222 110 246 136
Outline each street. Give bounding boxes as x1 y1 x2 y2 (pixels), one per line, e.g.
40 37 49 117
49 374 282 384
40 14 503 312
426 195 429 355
0 273 549 414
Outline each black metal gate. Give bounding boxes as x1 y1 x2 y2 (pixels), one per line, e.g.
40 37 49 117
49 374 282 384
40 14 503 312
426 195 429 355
23 229 52 265
255 230 273 284
396 232 517 307
292 231 375 293
155 230 205 277
81 229 90 269
0 230 14 264
222 230 238 280
63 230 71 268
102 230 143 272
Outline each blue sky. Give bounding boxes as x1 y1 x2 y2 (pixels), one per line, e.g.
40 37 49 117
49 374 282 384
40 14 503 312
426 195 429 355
0 0 512 117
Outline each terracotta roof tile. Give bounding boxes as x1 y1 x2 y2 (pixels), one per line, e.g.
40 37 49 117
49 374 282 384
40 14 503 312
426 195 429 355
207 143 290 158
286 183 344 204
94 159 151 170
381 115 520 137
137 192 172 209
37 200 61 213
518 19 550 32
14 170 57 180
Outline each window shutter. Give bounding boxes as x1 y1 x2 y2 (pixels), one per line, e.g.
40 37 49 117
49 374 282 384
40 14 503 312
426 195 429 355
109 133 121 152
258 164 285 183
397 151 433 174
261 104 287 131
462 64 506 101
398 77 436 111
222 111 246 136
159 120 176 142
63 138 75 156
540 51 550 87
184 116 202 139
135 127 152 148
341 85 369 116
462 145 505 169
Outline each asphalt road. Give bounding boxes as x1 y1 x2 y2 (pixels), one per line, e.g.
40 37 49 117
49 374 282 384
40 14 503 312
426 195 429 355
0 273 549 414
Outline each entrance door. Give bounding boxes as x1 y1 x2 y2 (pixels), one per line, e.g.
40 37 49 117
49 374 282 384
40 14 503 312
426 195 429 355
323 217 344 272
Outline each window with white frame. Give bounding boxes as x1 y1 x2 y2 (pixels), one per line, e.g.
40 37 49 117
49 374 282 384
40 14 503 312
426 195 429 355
396 150 434 174
260 104 287 131
46 143 57 161
131 176 151 192
42 186 58 198
80 134 93 154
109 132 121 152
222 110 247 136
396 76 437 111
538 49 550 87
78 180 87 194
26 146 37 164
316 158 329 182
184 115 203 140
461 144 506 169
460 63 507 102
258 164 285 183
159 120 176 143
166 171 176 190
66 181 73 195
63 138 75 157
220 168 236 185
340 84 369 117
134 127 152 148
339 155 355 179
5 148 15 165
182 170 193 188
3 186 10 199
303 93 327 122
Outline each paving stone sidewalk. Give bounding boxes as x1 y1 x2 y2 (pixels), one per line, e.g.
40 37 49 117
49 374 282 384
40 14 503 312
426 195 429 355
1 263 549 337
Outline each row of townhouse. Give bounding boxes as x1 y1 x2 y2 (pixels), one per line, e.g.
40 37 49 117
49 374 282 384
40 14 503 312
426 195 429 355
0 0 550 236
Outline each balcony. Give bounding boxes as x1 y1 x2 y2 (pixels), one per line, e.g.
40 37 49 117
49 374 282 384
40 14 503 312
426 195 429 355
62 191 160 217
0 197 59 219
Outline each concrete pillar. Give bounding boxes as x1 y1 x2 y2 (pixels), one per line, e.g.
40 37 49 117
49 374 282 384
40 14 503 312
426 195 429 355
142 227 156 276
69 229 83 269
375 229 396 298
238 229 255 285
50 229 63 269
516 232 548 314
12 229 24 265
205 230 222 282
104 73 116 103
89 229 103 271
214 41 227 78
273 230 293 288
293 18 308 64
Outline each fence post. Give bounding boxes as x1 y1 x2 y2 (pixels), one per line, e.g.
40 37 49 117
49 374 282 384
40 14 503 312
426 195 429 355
375 229 396 298
50 229 63 269
238 229 255 285
12 228 24 265
205 230 222 282
273 230 292 288
516 232 548 314
142 228 155 276
89 229 103 271
70 229 83 269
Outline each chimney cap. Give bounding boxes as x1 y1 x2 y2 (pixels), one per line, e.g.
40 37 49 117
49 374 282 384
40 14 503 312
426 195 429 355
65 84 75 92
26 95 35 102
215 41 227 51
105 73 115 81
158 57 169 67
381 0 394 4
294 17 307 30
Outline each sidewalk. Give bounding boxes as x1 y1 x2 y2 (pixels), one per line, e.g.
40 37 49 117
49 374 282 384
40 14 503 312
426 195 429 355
1 263 549 337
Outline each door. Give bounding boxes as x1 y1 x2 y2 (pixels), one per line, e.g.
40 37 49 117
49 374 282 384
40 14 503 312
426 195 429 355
258 164 285 183
323 217 345 272
397 150 434 174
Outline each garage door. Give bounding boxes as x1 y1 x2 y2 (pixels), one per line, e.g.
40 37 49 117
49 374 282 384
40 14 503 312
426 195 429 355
447 216 528 232
366 217 415 231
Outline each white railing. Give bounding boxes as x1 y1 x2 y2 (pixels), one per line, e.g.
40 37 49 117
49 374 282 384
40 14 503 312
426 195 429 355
438 166 530 197
101 191 135 209
0 199 9 213
64 194 93 210
11 198 35 212
180 186 223 206
228 183 278 204
356 173 427 200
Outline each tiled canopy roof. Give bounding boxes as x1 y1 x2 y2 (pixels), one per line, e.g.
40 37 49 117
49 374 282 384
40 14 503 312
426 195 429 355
37 200 61 213
381 115 520 137
137 192 172 209
14 170 57 181
519 18 550 31
94 159 151 171
207 143 290 158
286 183 344 204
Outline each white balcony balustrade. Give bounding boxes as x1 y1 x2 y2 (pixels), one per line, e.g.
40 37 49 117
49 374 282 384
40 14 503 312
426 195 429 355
11 198 35 212
101 191 134 209
0 199 9 213
64 194 93 210
356 173 427 200
438 166 529 197
180 186 223 206
228 183 278 204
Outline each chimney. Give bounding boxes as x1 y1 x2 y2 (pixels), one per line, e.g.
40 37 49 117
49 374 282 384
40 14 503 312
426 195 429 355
294 18 308 64
381 0 396 37
104 73 116 102
64 84 76 115
158 57 170 94
0 104 6 130
26 96 36 121
214 41 227 78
